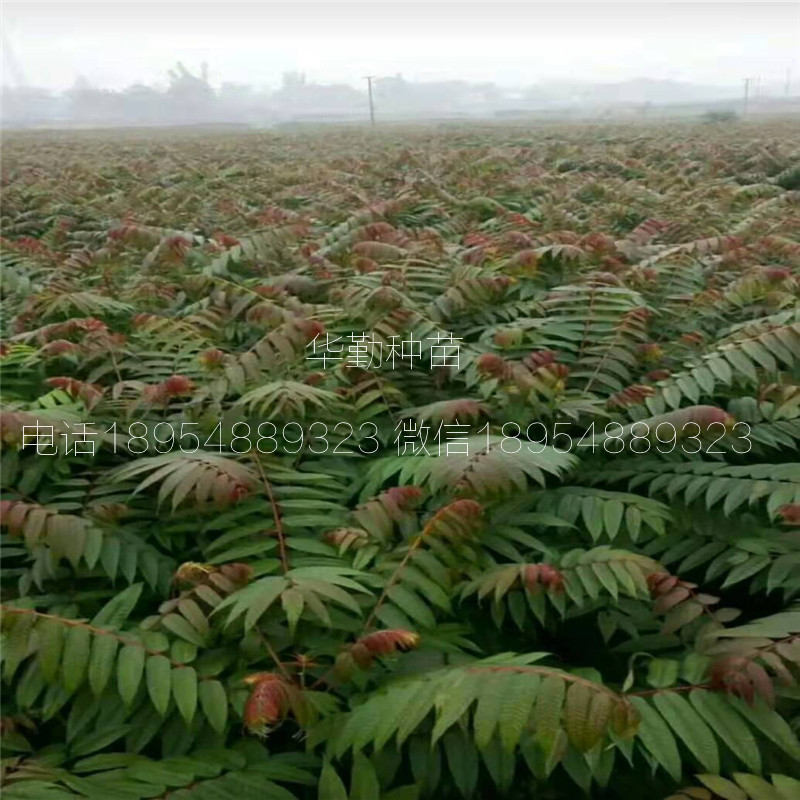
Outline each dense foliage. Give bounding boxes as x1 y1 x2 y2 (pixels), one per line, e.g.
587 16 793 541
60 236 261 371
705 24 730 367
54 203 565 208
1 120 799 800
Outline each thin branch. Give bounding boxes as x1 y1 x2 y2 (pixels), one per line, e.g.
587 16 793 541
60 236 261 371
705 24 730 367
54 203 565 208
250 452 289 574
360 540 420 634
629 682 711 697
257 630 292 680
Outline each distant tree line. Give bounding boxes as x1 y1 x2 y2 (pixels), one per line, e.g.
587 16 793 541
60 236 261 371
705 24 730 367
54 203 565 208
3 65 782 128
1 63 374 127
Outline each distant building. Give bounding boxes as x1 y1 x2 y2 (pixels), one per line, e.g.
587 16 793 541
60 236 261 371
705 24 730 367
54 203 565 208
374 73 502 118
271 72 367 120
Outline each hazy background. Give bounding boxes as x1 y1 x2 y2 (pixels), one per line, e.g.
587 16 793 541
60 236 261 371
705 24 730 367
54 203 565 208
2 1 798 126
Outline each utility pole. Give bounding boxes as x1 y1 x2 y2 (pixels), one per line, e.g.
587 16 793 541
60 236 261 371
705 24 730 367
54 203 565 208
786 68 792 97
363 75 376 127
743 77 752 116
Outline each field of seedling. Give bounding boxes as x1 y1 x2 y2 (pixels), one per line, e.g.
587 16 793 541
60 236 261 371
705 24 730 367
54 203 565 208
1 120 799 799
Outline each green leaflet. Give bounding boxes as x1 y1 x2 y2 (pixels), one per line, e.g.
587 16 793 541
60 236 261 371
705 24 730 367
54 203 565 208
37 619 64 682
646 658 680 689
87 635 118 696
652 692 720 773
584 692 614 752
280 588 305 636
473 672 515 749
145 655 172 715
480 736 515 792
533 675 566 749
68 724 132 758
62 626 92 692
729 697 800 761
337 685 410 755
630 697 682 781
718 609 800 639
689 690 761 773
0 614 34 680
349 752 380 800
162 613 207 646
603 500 624 540
395 678 440 744
171 666 198 724
387 585 436 629
116 644 145 705
498 672 541 751
772 775 800 799
318 761 348 800
696 774 748 800
432 671 482 743
91 584 143 628
215 576 289 631
198 679 228 733
564 682 593 751
443 729 479 797
581 496 603 540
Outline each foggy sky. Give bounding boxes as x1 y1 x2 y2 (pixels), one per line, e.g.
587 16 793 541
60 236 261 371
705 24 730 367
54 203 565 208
2 1 798 90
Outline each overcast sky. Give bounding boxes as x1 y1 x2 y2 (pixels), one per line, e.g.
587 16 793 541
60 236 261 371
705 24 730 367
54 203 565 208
2 1 798 90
